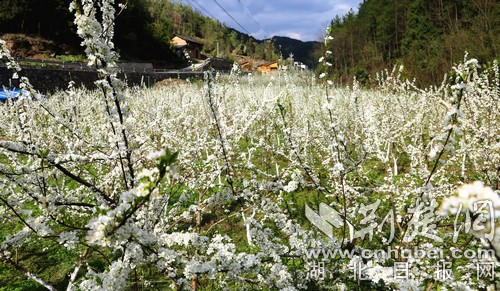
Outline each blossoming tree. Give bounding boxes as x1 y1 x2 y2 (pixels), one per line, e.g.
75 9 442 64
0 0 499 290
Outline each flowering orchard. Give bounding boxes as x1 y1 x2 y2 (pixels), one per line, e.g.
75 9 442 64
1 1 500 290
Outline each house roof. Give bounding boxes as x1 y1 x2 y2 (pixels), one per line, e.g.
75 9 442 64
258 61 278 67
173 35 204 45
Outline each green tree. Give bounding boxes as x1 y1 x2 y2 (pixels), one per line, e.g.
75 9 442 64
401 0 442 83
0 0 31 25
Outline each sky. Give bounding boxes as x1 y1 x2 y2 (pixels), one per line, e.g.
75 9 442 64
181 0 363 42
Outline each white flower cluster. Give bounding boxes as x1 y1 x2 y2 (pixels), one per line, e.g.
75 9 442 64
0 5 498 288
441 181 500 257
0 39 21 73
440 181 500 216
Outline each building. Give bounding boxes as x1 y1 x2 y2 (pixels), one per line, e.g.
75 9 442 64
171 35 204 59
294 61 308 71
205 58 233 72
239 61 253 72
257 61 279 73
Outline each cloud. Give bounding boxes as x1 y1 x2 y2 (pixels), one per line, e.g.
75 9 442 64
183 0 362 41
285 32 304 40
334 3 354 12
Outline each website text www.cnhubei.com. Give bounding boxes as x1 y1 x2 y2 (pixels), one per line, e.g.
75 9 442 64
303 246 495 260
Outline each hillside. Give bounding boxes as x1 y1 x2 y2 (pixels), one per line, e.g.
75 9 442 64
271 36 322 68
0 0 304 68
321 0 499 86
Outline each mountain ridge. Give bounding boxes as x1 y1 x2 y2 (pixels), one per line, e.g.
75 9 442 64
270 36 322 68
0 0 321 69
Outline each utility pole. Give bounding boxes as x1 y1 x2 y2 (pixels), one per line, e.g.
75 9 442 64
216 43 219 58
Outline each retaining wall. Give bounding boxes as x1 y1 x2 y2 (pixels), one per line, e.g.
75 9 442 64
0 66 203 93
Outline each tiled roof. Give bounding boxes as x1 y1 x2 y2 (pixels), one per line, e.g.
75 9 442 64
174 35 204 45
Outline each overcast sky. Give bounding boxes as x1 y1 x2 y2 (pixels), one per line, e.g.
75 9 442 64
181 0 363 42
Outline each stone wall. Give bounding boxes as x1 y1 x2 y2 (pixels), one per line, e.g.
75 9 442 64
0 66 203 93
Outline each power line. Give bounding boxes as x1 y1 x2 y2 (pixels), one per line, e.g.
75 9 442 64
188 0 217 20
234 0 267 39
185 0 252 36
210 0 251 35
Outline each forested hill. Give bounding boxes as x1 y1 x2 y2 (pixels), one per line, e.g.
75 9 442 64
272 36 322 68
0 0 283 67
3 0 494 82
321 0 499 86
